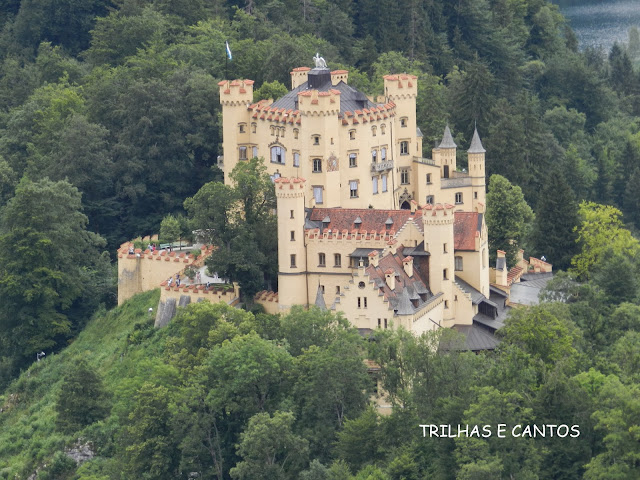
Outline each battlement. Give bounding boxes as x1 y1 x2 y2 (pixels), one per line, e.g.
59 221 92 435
297 89 341 115
305 228 397 242
218 79 254 105
341 103 396 127
422 203 455 224
250 102 302 125
383 74 418 99
291 67 311 89
275 176 306 198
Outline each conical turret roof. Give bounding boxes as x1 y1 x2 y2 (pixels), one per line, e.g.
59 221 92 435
438 125 457 149
467 127 485 153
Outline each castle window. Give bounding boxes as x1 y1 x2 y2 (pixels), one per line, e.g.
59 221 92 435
426 195 434 204
443 269 448 280
444 300 449 309
293 152 300 167
426 173 432 184
400 141 409 155
290 254 297 268
251 122 257 133
364 297 368 308
313 186 323 204
349 129 356 140
384 318 388 328
290 230 295 241
455 256 463 271
443 243 448 253
290 210 294 219
372 150 377 163
313 158 322 172
334 253 341 267
350 180 358 198
378 318 381 328
382 174 388 192
238 146 247 160
483 248 487 268
313 135 320 145
271 146 284 164
321 285 325 293
400 117 408 127
455 192 463 204
318 253 326 267
381 147 387 161
372 176 378 194
252 146 258 158
336 285 341 294
372 126 377 136
349 153 357 167
270 126 275 136
474 191 478 199
358 281 366 288
279 127 284 138
401 169 409 185
381 124 386 135
294 128 299 139
239 123 246 133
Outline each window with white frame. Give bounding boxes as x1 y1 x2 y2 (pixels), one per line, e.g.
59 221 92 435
426 173 432 184
349 153 357 167
293 152 300 167
381 124 386 135
313 158 322 172
290 254 296 268
270 146 284 164
382 174 388 192
350 180 358 198
349 129 356 140
252 146 258 158
372 150 377 163
400 117 408 127
401 169 409 184
239 123 246 133
400 141 409 155
313 135 320 145
381 147 387 161
426 195 434 204
334 253 341 267
455 192 463 204
239 146 247 160
313 186 323 204
372 126 377 136
251 122 257 133
372 176 378 194
318 253 326 267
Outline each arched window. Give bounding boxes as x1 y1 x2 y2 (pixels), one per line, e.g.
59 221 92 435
372 126 377 136
381 124 386 135
251 122 257 133
294 128 299 139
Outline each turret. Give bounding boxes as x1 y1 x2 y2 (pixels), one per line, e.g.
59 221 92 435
467 127 486 212
423 203 456 325
218 79 255 183
331 69 349 85
291 67 310 89
275 177 308 311
433 125 457 178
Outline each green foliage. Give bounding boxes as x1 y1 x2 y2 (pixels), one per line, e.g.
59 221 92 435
485 174 533 268
253 80 288 102
55 360 110 434
159 214 181 244
230 411 309 480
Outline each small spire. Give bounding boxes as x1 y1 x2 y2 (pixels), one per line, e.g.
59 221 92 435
438 125 457 149
314 283 327 311
468 127 485 154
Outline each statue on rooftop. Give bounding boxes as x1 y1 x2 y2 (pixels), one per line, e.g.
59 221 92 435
314 53 327 68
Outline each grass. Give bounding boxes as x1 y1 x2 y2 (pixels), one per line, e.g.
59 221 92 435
0 289 162 479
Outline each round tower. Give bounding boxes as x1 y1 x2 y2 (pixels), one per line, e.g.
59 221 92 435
275 177 308 311
422 203 456 324
467 127 486 213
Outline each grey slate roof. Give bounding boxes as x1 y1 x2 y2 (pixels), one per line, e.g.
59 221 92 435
439 125 457 149
314 284 327 311
467 127 486 153
441 324 500 351
455 276 492 305
270 69 377 115
395 287 415 315
509 275 554 306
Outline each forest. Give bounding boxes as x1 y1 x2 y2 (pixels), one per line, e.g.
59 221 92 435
1 0 640 477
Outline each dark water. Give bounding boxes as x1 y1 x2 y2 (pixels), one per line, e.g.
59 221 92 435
554 0 640 51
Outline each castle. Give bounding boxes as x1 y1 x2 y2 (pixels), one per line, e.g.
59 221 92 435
116 61 552 348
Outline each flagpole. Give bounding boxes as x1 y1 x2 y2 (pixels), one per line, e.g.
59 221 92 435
225 40 228 79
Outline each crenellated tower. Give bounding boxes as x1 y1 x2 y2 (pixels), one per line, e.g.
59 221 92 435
218 79 254 182
422 203 456 325
467 127 486 212
275 177 308 311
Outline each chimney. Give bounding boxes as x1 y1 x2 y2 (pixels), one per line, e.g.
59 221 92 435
387 239 398 255
331 69 349 85
403 256 414 277
369 250 379 268
496 250 507 287
410 200 417 213
385 268 396 290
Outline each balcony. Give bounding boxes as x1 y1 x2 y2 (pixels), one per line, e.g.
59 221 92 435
371 160 393 172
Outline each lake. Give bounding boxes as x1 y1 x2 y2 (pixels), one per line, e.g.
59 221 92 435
553 0 640 51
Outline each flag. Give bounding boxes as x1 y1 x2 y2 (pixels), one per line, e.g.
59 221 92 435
225 40 232 60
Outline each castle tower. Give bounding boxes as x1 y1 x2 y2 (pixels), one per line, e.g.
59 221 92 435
467 127 486 212
275 177 308 311
433 125 457 179
423 203 456 325
218 79 254 184
291 67 311 89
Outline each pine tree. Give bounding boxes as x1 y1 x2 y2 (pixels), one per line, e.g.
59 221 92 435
531 170 580 271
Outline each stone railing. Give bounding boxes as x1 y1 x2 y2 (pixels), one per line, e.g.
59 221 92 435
441 176 472 188
413 156 436 166
371 160 394 172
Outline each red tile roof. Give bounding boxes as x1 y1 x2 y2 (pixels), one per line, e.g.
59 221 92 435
454 212 481 251
308 208 422 234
